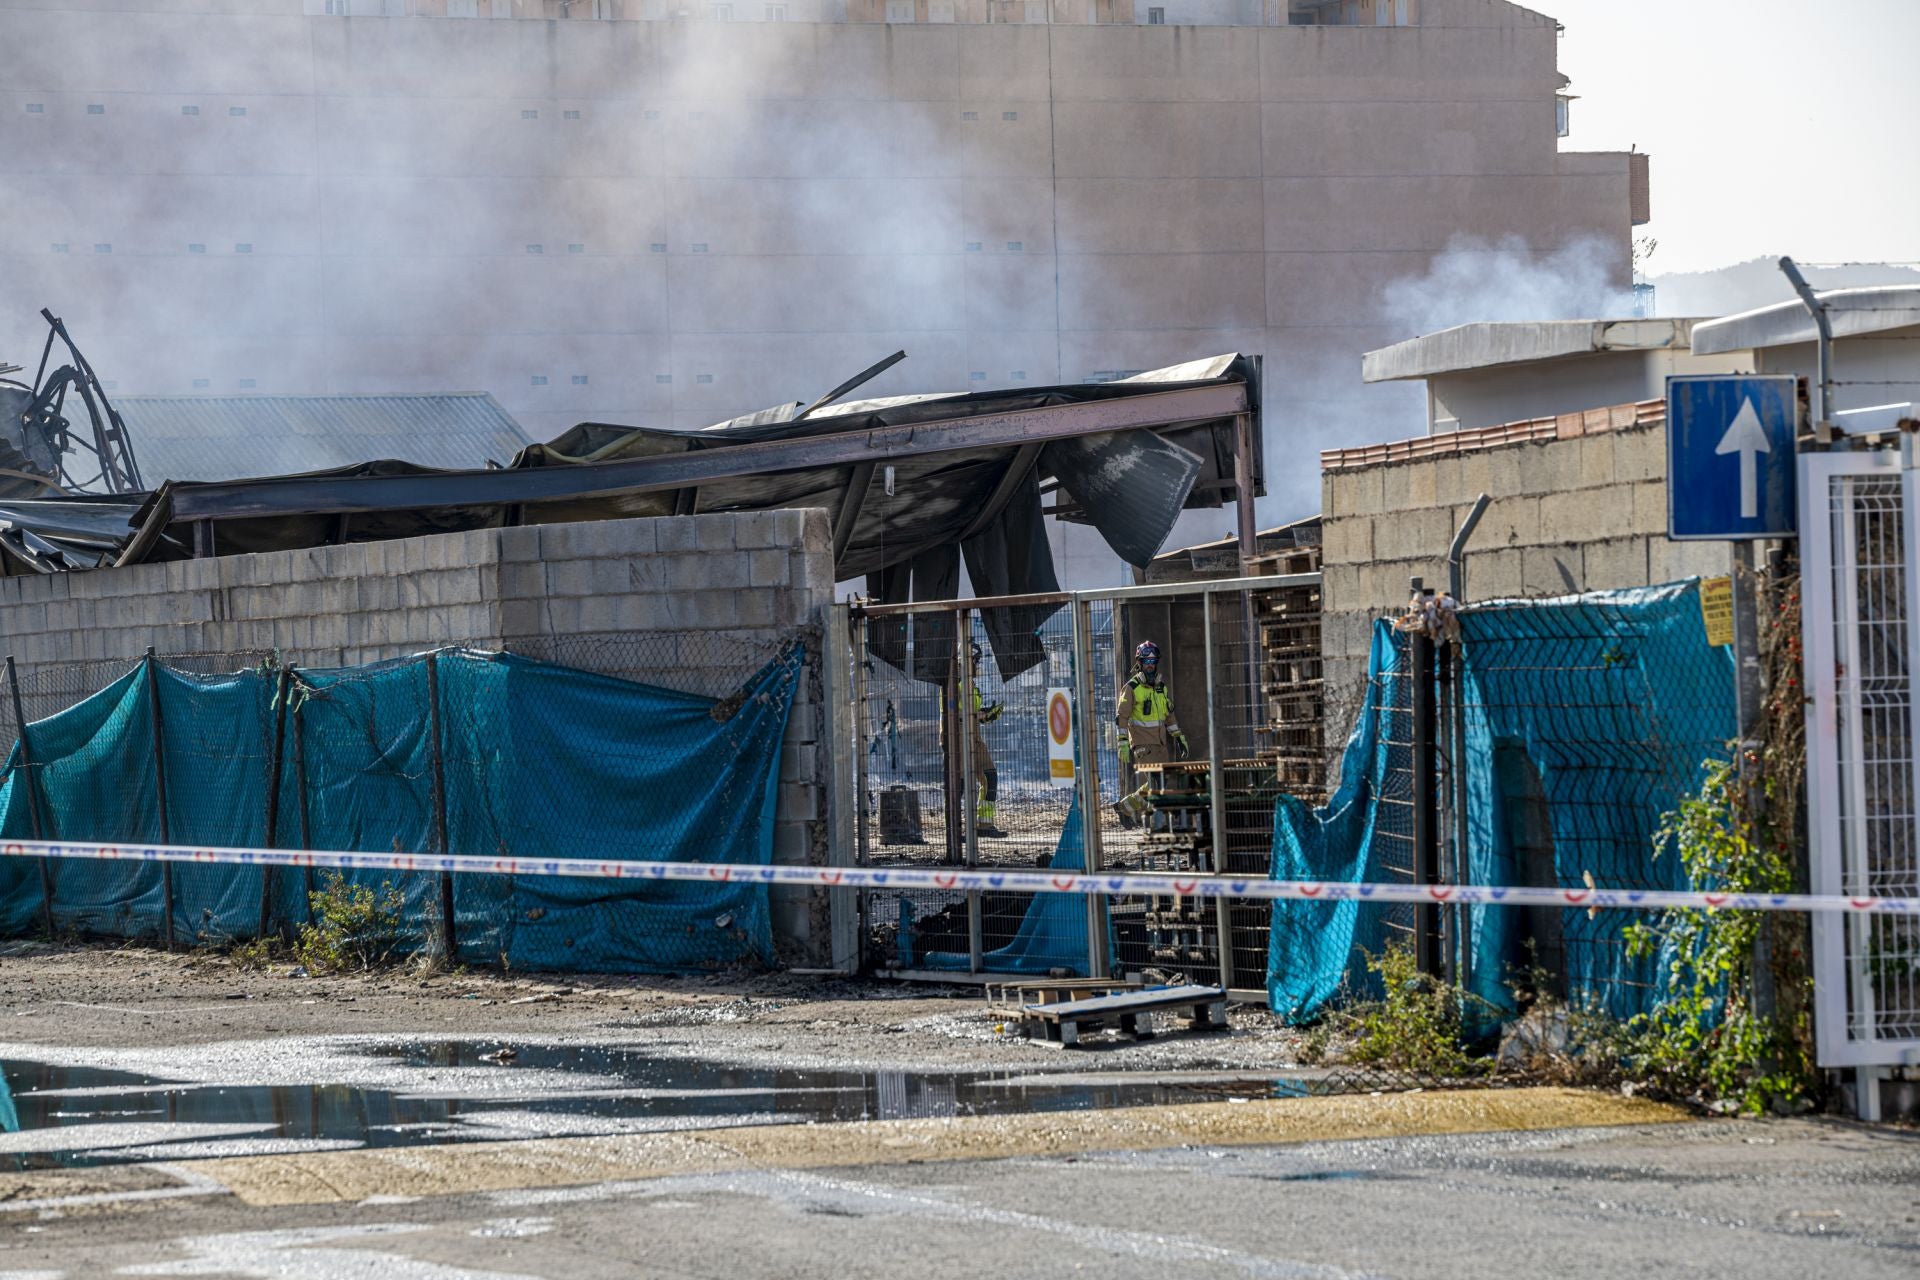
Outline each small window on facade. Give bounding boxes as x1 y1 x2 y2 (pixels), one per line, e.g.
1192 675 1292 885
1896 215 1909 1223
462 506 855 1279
1148 6 1164 21
1555 94 1571 138
1006 241 1023 251
182 105 199 116
962 111 978 121
691 243 708 253
188 243 205 253
656 374 673 384
192 378 210 389
1002 111 1018 121
87 104 104 115
25 104 43 114
644 109 661 120
94 243 111 254
568 243 584 254
696 373 714 384
531 375 549 386
228 106 246 117
571 374 589 385
563 109 581 120
885 0 912 20
235 242 253 253
650 242 667 253
765 2 787 17
1011 370 1026 380
969 372 987 382
51 243 68 254
708 2 732 18
527 244 544 254
929 0 953 19
964 241 982 252
521 109 538 120
237 378 257 389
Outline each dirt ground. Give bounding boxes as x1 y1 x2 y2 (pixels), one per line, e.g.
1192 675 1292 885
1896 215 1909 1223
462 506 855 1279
0 939 1308 1074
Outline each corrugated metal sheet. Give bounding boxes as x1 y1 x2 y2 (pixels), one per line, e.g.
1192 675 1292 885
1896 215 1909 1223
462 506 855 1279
101 393 531 484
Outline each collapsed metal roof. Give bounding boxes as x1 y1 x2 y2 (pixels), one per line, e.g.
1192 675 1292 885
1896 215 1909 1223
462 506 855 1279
102 392 531 483
0 357 1266 624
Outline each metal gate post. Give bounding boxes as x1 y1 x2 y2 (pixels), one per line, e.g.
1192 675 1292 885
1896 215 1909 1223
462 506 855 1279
143 649 176 950
827 603 861 974
1408 589 1441 978
259 665 292 941
958 608 983 973
1202 591 1233 990
424 651 455 965
7 656 56 939
1071 595 1109 978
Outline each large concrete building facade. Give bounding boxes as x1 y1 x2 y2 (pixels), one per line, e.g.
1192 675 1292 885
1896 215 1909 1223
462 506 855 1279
0 0 1645 583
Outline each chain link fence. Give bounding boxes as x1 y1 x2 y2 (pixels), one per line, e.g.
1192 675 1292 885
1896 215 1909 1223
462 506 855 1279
0 632 806 968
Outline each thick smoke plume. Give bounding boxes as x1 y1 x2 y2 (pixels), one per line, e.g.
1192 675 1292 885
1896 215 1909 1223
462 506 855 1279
1379 234 1634 339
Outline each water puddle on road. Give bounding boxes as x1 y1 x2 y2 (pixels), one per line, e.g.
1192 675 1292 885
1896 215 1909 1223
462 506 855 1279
0 1044 1322 1171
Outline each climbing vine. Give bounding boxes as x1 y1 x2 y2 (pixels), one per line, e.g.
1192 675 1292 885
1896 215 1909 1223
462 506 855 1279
1622 571 1816 1114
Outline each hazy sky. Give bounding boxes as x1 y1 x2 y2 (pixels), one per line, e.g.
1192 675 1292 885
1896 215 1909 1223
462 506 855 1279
1546 0 1920 275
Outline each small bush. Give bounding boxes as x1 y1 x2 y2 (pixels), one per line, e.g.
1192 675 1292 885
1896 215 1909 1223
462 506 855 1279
294 873 406 973
1306 940 1491 1079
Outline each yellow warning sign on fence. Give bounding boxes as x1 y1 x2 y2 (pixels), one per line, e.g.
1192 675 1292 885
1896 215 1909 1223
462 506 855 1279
1699 576 1734 647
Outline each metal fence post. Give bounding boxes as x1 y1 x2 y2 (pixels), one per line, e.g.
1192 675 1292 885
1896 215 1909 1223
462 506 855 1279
1202 591 1234 991
1731 544 1777 1029
1408 584 1441 978
143 649 175 950
1071 595 1109 978
291 688 315 921
424 651 455 965
958 608 983 973
8 656 56 939
823 604 860 974
259 665 292 941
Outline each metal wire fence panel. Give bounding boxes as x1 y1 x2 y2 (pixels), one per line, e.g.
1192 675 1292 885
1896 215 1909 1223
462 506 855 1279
1269 583 1736 1024
1804 461 1920 1067
0 637 807 969
853 576 1323 983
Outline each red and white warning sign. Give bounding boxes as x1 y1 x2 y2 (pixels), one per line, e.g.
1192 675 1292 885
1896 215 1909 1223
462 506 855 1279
1046 687 1075 788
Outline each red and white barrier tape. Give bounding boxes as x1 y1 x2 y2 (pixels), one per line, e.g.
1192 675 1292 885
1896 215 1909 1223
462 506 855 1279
0 837 1911 916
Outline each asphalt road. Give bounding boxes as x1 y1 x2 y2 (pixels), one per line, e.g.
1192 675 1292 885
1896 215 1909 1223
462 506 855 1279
3 1117 1915 1279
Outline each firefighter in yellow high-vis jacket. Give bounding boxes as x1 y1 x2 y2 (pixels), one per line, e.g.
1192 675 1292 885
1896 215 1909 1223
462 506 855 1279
1112 639 1188 829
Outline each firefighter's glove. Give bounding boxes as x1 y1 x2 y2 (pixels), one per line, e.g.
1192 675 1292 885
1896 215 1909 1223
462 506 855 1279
1175 733 1191 761
1117 738 1132 765
980 701 1004 724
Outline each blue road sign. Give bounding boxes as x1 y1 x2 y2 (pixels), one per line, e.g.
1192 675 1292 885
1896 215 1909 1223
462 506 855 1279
1667 374 1799 540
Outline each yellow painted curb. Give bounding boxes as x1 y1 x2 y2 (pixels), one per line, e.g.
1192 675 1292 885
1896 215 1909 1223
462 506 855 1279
185 1087 1689 1207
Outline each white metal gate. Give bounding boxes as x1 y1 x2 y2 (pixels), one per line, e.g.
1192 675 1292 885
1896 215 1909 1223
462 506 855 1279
1801 447 1920 1112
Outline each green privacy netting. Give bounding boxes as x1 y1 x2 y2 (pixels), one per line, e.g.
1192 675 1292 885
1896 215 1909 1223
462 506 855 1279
0 644 801 973
1269 580 1736 1023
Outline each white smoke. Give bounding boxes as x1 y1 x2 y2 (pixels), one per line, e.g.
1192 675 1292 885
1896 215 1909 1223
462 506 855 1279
1379 234 1635 339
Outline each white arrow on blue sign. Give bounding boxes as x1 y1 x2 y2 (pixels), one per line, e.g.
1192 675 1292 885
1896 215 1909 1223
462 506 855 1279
1667 374 1799 540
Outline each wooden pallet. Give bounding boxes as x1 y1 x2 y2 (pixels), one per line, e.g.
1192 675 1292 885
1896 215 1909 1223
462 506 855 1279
1020 984 1231 1048
985 977 1141 1015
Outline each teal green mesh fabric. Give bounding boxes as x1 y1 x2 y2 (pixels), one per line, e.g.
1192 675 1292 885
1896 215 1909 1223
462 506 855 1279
917 798 1105 976
0 646 801 973
1269 581 1736 1022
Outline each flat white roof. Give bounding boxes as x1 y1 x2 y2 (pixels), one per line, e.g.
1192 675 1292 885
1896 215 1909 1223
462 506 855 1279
1691 286 1920 354
1361 318 1700 384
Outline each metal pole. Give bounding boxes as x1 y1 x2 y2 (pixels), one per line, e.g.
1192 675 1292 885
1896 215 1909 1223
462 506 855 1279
424 652 455 965
1233 413 1259 573
259 665 291 941
1070 596 1108 978
8 657 56 939
1408 584 1441 978
143 649 175 950
292 693 314 921
1778 256 1834 442
1731 543 1776 1028
959 608 983 974
852 611 872 868
1444 497 1488 992
1435 635 1456 986
1202 593 1233 991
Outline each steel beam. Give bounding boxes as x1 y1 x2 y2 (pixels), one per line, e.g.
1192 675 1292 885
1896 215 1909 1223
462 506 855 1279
163 381 1251 523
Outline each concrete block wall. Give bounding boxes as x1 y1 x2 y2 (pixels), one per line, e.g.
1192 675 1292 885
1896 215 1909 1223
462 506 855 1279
0 508 842 965
1319 414 1731 723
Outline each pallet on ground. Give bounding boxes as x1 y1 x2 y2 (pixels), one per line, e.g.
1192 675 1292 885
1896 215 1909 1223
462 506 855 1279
1020 983 1231 1048
984 976 1142 1014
